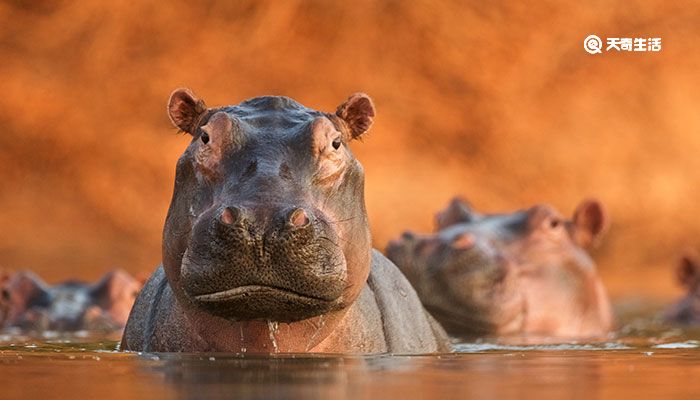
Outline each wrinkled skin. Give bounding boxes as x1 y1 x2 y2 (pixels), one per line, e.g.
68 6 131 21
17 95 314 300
665 252 700 325
0 269 142 332
387 197 614 339
121 89 449 354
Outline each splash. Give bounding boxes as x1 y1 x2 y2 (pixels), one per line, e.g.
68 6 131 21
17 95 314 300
238 326 246 353
267 320 279 353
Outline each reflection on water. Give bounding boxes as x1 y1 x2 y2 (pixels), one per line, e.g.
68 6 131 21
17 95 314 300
2 304 700 400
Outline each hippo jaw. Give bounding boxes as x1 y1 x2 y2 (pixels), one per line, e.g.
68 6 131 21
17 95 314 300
182 255 348 322
191 284 345 322
179 205 349 322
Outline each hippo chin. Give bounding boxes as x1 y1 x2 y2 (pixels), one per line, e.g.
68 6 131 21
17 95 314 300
0 269 142 333
387 197 614 340
665 252 700 325
120 89 449 354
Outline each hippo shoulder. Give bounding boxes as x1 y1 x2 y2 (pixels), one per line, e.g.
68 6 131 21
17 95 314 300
121 266 203 351
367 249 451 353
120 266 167 350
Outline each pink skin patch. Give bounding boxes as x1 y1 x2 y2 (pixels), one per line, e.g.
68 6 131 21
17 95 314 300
195 112 237 179
451 233 476 250
289 208 310 228
221 207 239 225
311 118 347 186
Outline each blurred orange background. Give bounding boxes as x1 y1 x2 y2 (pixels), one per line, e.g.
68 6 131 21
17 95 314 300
0 0 698 302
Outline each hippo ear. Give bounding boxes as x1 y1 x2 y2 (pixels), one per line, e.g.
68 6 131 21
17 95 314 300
335 93 375 139
677 252 700 288
168 88 208 134
435 197 475 231
572 199 608 247
0 270 11 308
4 271 48 308
90 270 141 308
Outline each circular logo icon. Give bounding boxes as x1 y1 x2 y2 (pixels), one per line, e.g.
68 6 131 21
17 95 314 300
584 35 603 54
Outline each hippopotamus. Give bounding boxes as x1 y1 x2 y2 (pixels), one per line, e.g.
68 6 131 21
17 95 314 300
665 252 700 325
386 197 614 339
0 269 10 327
120 89 449 353
0 269 142 332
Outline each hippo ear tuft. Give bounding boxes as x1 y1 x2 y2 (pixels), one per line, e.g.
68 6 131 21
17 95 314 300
168 88 207 134
572 199 608 247
435 197 475 231
678 252 700 288
336 93 375 139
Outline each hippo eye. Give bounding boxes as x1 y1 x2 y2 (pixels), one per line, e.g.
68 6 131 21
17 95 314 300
200 132 210 144
550 219 561 229
332 137 342 150
1 289 9 301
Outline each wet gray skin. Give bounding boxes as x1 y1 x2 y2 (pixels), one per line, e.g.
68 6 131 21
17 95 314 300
121 89 448 353
0 270 141 332
665 253 700 325
387 230 524 335
387 198 614 339
166 93 368 322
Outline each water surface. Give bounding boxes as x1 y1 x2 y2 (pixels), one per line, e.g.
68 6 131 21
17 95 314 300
2 303 699 400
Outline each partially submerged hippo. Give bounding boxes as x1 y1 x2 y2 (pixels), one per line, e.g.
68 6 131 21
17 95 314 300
1 269 142 332
665 252 700 325
121 89 448 353
386 198 614 339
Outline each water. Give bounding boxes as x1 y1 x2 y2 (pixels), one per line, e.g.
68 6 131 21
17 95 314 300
2 303 700 400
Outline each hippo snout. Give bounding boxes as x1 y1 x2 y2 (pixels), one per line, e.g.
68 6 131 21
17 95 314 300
180 204 348 322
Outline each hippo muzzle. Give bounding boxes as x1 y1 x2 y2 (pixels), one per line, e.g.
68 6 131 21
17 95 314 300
181 203 348 322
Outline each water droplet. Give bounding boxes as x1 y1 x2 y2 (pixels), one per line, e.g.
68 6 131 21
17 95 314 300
268 320 279 353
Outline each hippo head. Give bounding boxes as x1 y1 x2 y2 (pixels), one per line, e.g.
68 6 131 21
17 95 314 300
665 252 700 325
386 229 525 334
1 270 142 332
388 197 613 337
163 89 374 323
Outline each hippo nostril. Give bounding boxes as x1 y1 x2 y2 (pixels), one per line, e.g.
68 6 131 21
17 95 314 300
450 233 475 250
288 208 310 228
221 207 243 225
